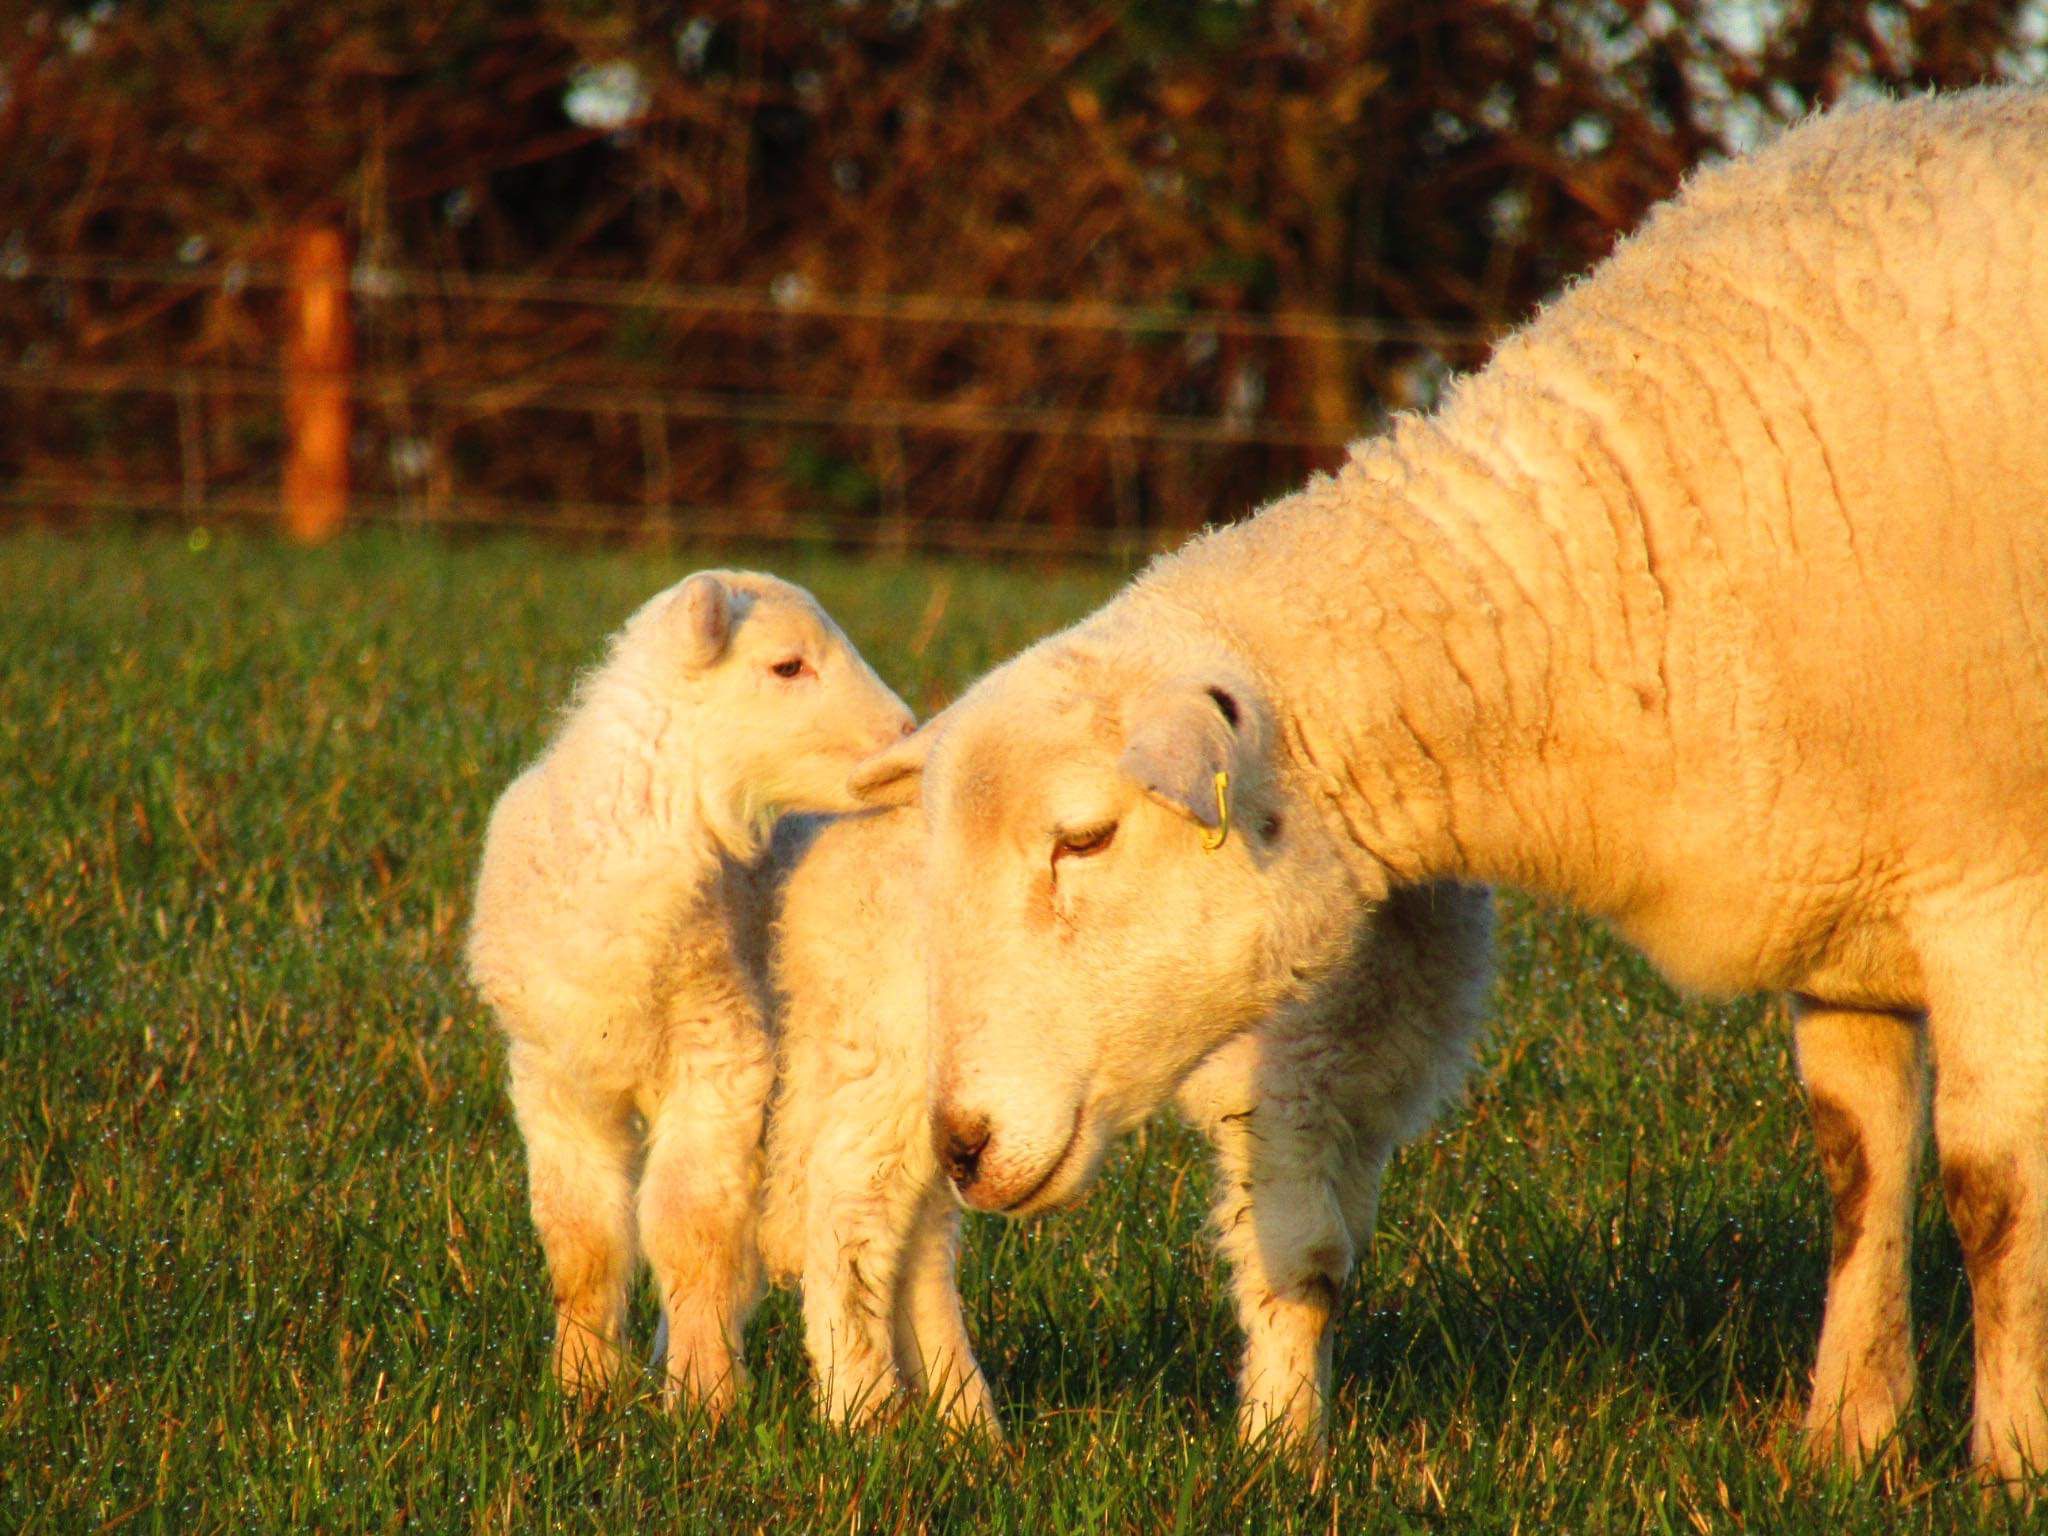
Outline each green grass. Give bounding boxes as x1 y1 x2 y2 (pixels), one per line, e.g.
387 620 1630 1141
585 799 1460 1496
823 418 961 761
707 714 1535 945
0 528 2024 1533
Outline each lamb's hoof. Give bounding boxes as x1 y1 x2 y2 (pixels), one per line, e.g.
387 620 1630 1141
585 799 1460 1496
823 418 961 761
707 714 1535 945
1972 1428 2047 1506
939 1399 1005 1446
663 1357 745 1422
552 1333 623 1408
828 1384 911 1434
1800 1398 1903 1475
1237 1401 1328 1478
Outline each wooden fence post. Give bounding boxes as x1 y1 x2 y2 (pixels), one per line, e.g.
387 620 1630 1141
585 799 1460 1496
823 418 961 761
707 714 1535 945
283 226 352 543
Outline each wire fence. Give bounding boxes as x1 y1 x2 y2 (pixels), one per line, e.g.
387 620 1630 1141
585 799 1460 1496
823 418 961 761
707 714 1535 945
12 0 2038 557
0 254 1498 558
3 255 1494 351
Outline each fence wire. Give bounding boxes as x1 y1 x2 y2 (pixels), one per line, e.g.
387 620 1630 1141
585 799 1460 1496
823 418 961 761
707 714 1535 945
1 259 1495 555
4 256 1496 350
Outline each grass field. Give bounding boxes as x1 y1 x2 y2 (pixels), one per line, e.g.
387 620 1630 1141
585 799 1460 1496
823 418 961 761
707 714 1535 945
0 529 2029 1533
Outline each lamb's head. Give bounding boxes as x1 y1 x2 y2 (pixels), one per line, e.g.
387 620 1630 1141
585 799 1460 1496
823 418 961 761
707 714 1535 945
851 612 1364 1215
632 570 914 849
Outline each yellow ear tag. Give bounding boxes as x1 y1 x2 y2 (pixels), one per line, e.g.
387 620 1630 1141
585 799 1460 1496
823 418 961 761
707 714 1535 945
1202 770 1231 852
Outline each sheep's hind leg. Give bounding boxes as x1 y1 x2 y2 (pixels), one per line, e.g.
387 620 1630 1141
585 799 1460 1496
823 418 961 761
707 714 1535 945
1791 997 1925 1468
1920 910 2048 1488
638 1028 774 1419
507 1055 638 1402
892 1177 1000 1436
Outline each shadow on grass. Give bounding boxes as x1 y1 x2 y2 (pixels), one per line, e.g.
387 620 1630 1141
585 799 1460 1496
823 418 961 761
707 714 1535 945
967 1159 1983 1464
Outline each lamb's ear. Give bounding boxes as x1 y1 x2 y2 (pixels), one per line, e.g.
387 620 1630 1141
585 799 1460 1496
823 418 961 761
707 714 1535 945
670 573 733 669
847 721 935 808
1119 681 1253 830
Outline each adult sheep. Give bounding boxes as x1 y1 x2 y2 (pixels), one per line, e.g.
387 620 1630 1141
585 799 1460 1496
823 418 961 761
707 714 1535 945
849 88 2048 1482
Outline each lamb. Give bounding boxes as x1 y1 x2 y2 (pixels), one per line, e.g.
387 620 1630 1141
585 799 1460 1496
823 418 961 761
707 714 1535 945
848 89 2048 1482
465 570 912 1413
754 806 1492 1451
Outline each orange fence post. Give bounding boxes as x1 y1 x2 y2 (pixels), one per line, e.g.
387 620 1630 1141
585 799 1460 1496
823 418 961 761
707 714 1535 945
282 226 352 543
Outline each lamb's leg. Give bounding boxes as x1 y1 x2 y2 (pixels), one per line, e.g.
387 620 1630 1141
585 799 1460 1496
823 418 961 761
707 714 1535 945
801 1125 927 1427
1186 1039 1355 1459
506 1056 638 1401
1329 1133 1392 1262
1791 998 1924 1466
637 1025 774 1418
892 1178 1001 1436
1921 918 2048 1486
1219 1170 1352 1457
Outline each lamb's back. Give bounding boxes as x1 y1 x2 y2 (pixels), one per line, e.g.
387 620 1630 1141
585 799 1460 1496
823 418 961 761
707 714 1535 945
759 808 931 1279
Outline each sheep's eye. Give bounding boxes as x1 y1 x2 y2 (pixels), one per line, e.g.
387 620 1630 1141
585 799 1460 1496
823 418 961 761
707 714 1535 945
770 657 808 679
1052 823 1117 863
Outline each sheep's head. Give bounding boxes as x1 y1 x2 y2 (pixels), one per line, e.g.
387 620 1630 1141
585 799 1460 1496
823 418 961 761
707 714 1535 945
640 570 913 851
851 612 1362 1215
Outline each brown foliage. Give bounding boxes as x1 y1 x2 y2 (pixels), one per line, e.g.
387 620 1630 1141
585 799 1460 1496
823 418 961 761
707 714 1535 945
2 1 2040 545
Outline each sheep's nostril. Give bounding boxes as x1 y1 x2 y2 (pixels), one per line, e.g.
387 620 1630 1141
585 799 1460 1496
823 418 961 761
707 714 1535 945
895 715 916 738
937 1112 992 1189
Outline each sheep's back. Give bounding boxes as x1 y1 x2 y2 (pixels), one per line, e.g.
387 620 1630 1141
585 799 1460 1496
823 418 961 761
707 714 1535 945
1438 87 2048 861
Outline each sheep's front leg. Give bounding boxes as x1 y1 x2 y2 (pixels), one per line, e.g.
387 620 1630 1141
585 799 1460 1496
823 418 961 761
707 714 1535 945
638 1021 774 1418
801 1124 928 1427
892 1178 1001 1436
1185 1039 1356 1459
1215 1165 1353 1456
1921 918 2048 1486
1791 998 1925 1466
507 1054 639 1401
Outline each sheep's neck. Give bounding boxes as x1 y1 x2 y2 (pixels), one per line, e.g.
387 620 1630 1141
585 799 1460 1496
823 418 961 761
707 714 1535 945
1161 411 1673 917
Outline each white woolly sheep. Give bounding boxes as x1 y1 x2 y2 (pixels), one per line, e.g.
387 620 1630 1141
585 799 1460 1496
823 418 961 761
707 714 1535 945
850 88 2048 1483
753 807 1492 1451
466 570 912 1413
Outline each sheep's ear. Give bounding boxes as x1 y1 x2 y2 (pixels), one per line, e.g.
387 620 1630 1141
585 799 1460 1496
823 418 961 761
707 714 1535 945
1119 682 1250 831
848 722 935 807
670 573 733 669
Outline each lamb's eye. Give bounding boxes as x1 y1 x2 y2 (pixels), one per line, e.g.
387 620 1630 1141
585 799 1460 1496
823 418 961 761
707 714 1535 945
770 657 809 679
1052 823 1117 863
